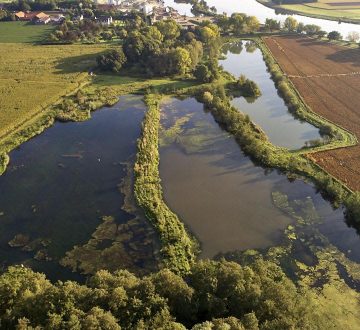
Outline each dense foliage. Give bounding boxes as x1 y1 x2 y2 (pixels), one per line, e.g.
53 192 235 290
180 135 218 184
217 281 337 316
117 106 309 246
0 259 334 329
216 13 261 35
96 18 222 77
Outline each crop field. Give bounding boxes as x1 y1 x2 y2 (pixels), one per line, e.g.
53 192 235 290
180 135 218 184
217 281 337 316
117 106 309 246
0 22 55 43
280 0 360 22
264 35 360 191
0 43 109 140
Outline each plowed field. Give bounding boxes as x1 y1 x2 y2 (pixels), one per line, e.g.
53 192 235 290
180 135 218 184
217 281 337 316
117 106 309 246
263 35 360 191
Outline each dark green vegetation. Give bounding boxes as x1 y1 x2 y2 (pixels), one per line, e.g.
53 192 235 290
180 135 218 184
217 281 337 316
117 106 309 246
0 21 54 43
97 17 219 77
0 259 347 329
134 94 198 275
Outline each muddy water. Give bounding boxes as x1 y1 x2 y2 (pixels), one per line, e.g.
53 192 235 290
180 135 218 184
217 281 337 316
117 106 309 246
220 41 321 149
160 98 291 258
159 97 360 261
0 95 157 281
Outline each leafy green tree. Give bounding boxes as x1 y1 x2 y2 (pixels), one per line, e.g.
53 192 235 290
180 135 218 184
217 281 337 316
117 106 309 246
155 20 181 42
185 40 204 70
264 18 281 32
283 17 298 32
170 47 193 75
97 48 127 73
304 24 321 36
244 16 260 33
328 31 342 40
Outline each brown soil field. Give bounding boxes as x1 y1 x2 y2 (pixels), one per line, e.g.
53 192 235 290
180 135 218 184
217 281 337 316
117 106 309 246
263 35 360 191
328 2 360 6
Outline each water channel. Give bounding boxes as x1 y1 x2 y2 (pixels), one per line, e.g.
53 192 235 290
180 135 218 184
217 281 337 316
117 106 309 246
164 0 360 36
220 40 321 149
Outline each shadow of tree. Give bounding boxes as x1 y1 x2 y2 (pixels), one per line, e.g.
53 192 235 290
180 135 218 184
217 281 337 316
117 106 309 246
326 48 360 67
54 51 107 74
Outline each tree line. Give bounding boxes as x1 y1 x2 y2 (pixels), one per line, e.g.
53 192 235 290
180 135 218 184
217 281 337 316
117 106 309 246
0 259 335 329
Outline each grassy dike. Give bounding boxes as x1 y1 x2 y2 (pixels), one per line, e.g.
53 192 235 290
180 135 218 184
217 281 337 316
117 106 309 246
134 94 198 275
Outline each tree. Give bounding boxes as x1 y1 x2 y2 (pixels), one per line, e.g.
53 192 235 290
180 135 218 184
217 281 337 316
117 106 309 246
170 47 192 75
185 40 204 70
96 48 127 73
304 24 321 36
194 64 212 82
296 22 305 33
264 18 281 32
244 16 260 33
328 31 342 40
155 19 180 42
283 17 298 32
348 31 360 43
230 13 246 35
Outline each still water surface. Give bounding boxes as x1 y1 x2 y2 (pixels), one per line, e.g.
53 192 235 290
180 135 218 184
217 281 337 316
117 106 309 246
220 40 321 149
0 95 156 280
159 97 360 261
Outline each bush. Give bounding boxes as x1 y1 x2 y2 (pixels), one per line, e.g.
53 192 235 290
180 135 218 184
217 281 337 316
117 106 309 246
96 48 127 73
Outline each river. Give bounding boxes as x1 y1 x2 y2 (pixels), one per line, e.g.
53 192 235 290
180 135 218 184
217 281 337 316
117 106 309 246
164 0 359 36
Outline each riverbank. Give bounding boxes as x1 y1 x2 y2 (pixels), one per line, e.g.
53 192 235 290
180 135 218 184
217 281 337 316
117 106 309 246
257 0 360 25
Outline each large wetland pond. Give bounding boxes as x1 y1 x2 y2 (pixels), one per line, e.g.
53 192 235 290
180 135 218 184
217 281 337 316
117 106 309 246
158 42 360 276
0 51 360 285
0 95 158 280
159 97 360 265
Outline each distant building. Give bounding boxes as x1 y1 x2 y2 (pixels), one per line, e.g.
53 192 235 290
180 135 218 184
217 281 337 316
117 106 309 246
50 14 65 24
15 11 51 24
97 16 113 25
35 15 51 24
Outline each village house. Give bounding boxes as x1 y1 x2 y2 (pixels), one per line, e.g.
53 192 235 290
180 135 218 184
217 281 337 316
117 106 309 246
15 11 51 24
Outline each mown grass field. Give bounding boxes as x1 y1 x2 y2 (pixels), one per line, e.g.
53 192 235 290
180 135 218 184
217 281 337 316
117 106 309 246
0 41 109 139
0 21 55 43
281 0 360 22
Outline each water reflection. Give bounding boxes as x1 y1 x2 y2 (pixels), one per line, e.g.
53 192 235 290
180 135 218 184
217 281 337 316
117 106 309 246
220 41 321 149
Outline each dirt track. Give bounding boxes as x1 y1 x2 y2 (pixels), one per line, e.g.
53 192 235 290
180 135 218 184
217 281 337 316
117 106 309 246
264 35 360 191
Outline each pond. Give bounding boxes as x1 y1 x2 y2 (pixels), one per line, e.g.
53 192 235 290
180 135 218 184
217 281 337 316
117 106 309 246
159 97 360 266
220 40 321 149
0 95 158 281
164 0 359 37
